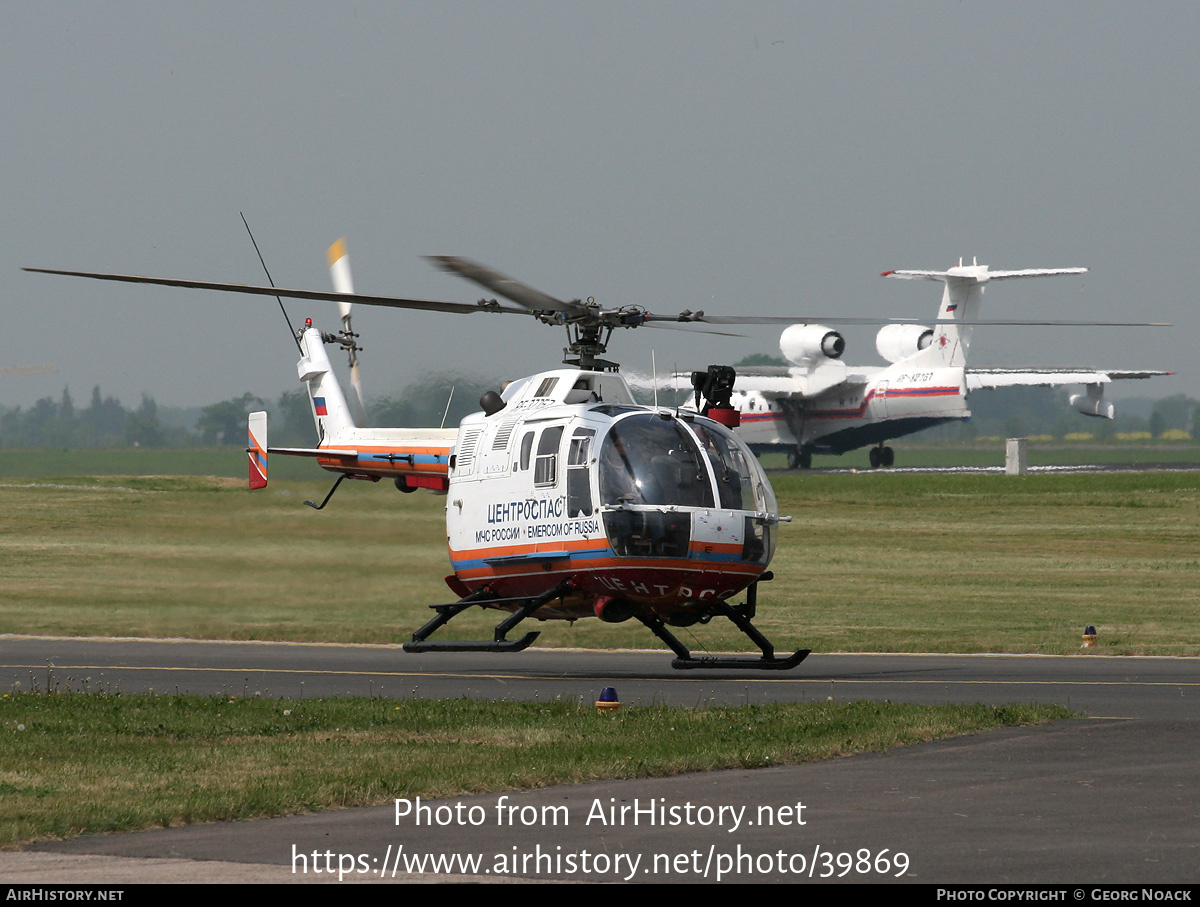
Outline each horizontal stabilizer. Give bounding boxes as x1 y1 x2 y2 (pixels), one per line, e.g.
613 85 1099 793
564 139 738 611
266 446 360 459
883 267 1088 283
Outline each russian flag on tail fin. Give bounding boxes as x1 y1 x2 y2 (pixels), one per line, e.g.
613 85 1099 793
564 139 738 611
248 411 268 489
297 326 356 437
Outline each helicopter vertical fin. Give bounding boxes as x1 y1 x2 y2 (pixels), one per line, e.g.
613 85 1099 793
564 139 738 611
248 410 268 489
297 325 356 443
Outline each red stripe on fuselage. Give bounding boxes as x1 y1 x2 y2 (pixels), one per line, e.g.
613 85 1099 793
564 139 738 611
807 386 960 421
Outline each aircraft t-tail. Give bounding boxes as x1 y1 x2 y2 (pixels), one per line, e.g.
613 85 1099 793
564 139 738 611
725 260 1171 469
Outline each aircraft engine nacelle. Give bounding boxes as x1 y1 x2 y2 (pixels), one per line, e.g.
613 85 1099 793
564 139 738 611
780 324 845 365
875 324 933 364
1070 386 1115 419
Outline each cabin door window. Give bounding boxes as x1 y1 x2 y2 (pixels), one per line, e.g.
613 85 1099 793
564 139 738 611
566 428 595 517
533 425 564 487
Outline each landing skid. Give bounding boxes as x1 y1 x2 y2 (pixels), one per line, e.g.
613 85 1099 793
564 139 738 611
638 602 809 670
640 577 809 670
403 582 572 654
403 576 809 671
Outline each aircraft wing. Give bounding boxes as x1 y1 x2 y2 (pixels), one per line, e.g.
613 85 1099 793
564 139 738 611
732 364 872 398
966 368 1172 390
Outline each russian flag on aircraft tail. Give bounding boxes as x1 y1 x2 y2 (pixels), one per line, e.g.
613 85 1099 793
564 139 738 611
313 397 328 416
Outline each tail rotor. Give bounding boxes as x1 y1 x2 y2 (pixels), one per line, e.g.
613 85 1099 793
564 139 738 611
326 238 366 416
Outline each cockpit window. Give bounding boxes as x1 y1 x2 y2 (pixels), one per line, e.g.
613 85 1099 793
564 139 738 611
598 415 715 508
597 413 777 561
689 422 748 509
690 420 776 514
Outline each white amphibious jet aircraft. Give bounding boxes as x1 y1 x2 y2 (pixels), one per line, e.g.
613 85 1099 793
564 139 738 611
727 260 1171 469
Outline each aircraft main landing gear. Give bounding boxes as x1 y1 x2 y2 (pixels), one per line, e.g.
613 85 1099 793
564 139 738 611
869 444 894 469
787 448 813 470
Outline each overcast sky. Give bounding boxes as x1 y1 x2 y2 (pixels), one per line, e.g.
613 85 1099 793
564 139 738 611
3 2 1196 411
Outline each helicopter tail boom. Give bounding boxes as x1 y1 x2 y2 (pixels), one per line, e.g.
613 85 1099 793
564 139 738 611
246 325 456 496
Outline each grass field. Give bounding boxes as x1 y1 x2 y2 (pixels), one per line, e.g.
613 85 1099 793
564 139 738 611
0 693 1069 848
3 441 1198 478
0 447 315 481
1 457 1197 655
756 440 1200 471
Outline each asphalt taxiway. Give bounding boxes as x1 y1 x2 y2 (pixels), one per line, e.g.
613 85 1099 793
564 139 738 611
2 636 1195 718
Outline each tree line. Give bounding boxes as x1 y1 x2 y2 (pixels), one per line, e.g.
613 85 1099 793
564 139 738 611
925 388 1197 442
1 376 1195 448
0 373 500 448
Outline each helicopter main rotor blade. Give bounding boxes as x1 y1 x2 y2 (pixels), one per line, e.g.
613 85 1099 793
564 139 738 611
666 312 1171 327
658 313 917 325
23 268 529 316
945 319 1172 326
425 256 578 313
29 265 1167 351
642 321 746 338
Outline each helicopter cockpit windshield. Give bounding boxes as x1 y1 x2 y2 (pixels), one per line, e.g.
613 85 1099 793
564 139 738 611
600 415 713 509
597 413 777 564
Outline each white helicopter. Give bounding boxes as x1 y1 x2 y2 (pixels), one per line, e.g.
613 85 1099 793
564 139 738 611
29 243 818 670
26 248 1168 667
724 260 1171 469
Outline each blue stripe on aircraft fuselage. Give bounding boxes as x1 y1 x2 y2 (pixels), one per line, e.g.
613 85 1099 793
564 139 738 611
357 453 448 466
449 545 750 572
450 545 612 572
